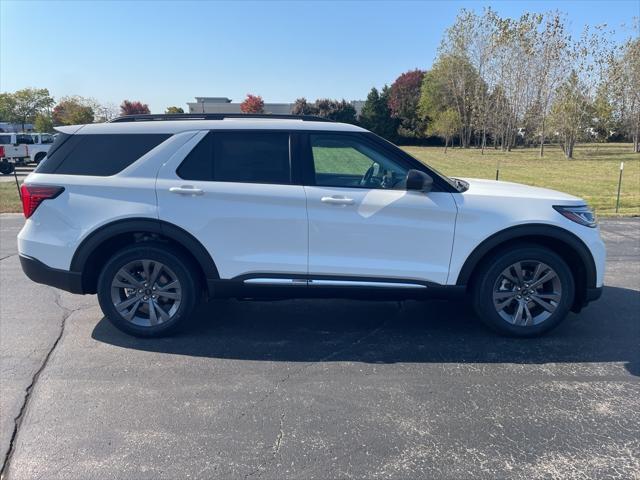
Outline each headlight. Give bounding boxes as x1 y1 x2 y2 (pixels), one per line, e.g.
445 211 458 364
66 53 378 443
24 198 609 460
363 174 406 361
553 205 597 228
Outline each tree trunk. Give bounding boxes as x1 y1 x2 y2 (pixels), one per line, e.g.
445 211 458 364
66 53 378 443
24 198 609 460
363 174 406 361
444 137 448 154
539 118 546 157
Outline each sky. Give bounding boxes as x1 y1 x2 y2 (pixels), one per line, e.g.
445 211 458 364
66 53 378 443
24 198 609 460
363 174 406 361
1 0 638 113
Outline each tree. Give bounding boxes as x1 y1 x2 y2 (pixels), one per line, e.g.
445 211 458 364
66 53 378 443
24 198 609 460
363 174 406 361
549 71 592 158
359 86 398 141
428 109 461 152
240 94 264 113
53 96 95 125
608 37 640 152
12 88 54 130
419 55 483 148
388 69 426 137
291 98 318 115
0 93 17 123
315 99 357 124
34 113 54 132
120 100 150 116
165 106 184 114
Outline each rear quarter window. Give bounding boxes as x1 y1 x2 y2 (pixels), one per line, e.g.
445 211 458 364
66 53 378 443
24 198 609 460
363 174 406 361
36 133 171 176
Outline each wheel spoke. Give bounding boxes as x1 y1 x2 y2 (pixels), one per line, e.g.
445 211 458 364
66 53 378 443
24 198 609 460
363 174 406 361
535 292 561 302
513 262 525 284
122 299 142 321
531 295 557 313
530 269 557 289
513 301 525 325
113 278 137 289
502 268 519 285
153 301 170 322
115 295 142 311
148 262 162 286
156 290 179 300
118 270 142 288
158 280 178 292
494 290 515 299
523 303 534 326
148 299 159 325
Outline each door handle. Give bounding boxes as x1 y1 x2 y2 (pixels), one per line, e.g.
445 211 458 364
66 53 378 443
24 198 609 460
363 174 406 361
321 196 354 205
169 185 204 196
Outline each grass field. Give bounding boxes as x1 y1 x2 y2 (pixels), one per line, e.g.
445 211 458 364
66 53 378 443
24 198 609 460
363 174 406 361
1 143 638 215
404 143 639 216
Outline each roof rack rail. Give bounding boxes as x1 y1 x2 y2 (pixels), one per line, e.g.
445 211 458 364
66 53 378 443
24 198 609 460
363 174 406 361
109 113 333 123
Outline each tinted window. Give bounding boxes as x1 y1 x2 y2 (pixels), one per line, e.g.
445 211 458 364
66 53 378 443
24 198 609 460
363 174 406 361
178 132 291 184
0 135 11 144
310 134 408 189
16 134 34 144
36 134 170 176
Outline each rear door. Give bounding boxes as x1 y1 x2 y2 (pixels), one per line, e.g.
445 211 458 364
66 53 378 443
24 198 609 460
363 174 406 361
303 133 457 285
156 130 308 280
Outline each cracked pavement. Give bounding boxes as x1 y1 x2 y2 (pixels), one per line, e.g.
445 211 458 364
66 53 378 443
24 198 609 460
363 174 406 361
0 214 638 479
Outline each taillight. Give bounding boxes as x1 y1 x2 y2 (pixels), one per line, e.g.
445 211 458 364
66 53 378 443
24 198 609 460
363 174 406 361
0 146 5 158
20 184 64 219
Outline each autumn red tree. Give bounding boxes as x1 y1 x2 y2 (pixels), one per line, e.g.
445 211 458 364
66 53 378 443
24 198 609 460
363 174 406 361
240 94 265 113
388 69 426 137
120 100 150 116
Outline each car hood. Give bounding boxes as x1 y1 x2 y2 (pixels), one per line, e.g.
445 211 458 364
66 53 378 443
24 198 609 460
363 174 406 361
457 178 583 203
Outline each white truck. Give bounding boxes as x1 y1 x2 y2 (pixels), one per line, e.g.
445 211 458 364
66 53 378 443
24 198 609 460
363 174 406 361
0 132 54 174
27 133 55 164
0 133 30 175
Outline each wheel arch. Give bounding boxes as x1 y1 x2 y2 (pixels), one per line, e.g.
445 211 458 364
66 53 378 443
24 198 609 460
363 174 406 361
70 218 219 295
456 224 597 312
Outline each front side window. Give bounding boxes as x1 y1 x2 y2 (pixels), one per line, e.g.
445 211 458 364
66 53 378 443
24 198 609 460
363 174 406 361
178 132 291 184
41 134 54 144
310 134 408 189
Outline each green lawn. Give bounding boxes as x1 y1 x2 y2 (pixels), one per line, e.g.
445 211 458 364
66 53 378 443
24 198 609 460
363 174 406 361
0 182 22 214
404 143 639 216
1 143 638 215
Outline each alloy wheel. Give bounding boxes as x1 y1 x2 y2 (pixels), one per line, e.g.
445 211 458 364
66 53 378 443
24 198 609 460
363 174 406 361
492 260 562 326
110 259 182 327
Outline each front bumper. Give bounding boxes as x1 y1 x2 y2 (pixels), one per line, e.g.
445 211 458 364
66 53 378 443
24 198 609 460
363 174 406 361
19 254 84 294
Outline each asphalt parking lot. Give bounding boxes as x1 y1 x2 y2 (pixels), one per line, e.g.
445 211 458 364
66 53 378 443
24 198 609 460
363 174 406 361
0 214 638 479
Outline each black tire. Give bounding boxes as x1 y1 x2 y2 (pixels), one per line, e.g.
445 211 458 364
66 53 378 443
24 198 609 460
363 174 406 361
471 244 575 337
97 243 200 337
34 153 46 165
0 161 14 175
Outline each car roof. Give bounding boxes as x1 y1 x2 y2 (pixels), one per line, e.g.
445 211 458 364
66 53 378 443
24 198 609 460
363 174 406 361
56 119 368 135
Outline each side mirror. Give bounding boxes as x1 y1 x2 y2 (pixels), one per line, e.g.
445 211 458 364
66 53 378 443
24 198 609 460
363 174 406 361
405 169 433 192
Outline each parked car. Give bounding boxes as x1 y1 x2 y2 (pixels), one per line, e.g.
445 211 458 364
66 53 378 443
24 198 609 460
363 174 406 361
27 132 55 164
17 114 605 338
0 133 30 174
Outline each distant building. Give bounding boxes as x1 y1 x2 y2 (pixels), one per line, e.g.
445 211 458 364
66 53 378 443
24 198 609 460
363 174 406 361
0 122 34 132
187 97 365 116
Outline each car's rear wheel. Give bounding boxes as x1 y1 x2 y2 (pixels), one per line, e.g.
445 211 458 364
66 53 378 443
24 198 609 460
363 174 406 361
34 152 46 165
97 244 199 337
0 161 15 175
472 245 575 337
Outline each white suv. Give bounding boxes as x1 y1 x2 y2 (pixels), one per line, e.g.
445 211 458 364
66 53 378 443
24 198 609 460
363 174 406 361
18 114 605 337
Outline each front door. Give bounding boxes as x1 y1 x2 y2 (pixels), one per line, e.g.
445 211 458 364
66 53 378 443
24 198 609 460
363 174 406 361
304 133 457 285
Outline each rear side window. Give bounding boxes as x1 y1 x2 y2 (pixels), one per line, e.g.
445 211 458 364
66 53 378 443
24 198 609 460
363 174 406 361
178 132 291 184
0 135 12 144
36 134 170 176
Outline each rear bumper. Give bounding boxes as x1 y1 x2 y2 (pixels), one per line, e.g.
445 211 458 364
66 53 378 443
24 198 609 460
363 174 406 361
19 254 84 294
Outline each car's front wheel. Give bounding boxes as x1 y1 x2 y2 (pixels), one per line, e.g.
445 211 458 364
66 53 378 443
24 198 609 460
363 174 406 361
472 245 575 337
97 244 200 337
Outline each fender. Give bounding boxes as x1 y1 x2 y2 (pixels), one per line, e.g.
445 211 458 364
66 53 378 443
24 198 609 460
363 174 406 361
455 223 597 288
70 218 219 279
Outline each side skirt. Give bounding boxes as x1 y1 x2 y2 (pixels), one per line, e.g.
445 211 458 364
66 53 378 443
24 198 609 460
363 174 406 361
206 274 467 301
